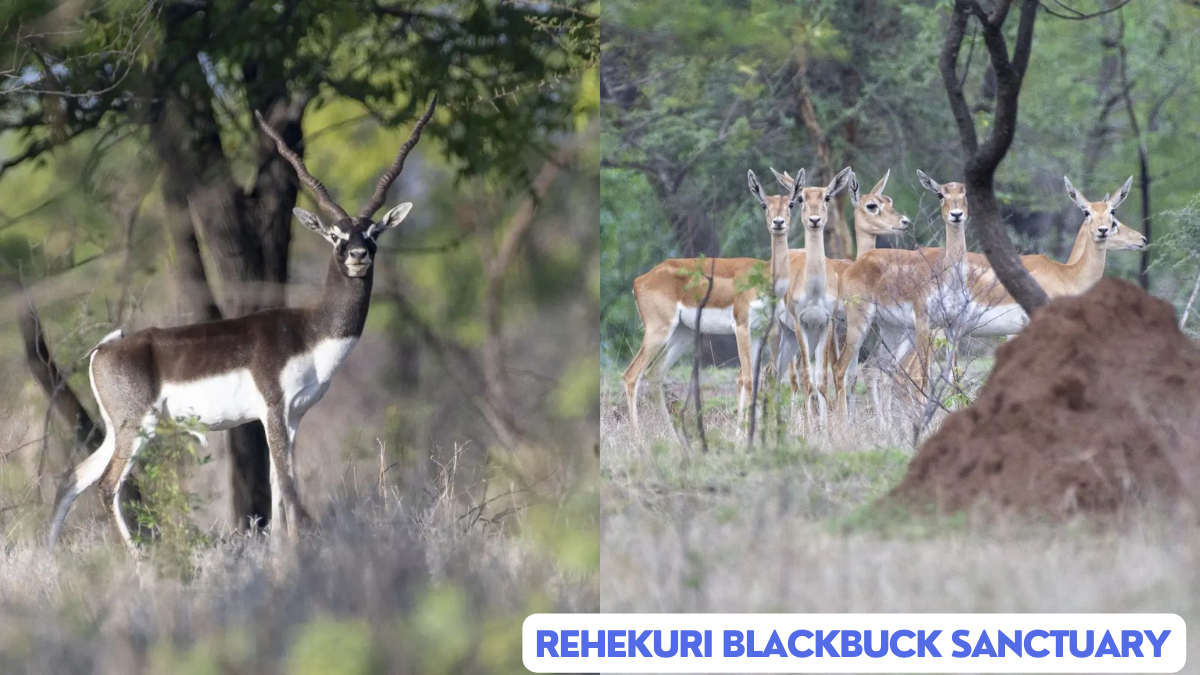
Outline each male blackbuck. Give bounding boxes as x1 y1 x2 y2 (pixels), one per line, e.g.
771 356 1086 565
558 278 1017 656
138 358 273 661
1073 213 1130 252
48 98 438 550
832 174 1144 414
772 168 909 419
622 169 804 435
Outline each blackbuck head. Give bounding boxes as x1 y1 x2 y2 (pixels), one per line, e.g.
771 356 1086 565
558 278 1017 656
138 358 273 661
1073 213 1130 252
770 166 853 231
849 169 911 235
255 96 437 278
749 168 805 237
917 170 967 227
1064 175 1135 245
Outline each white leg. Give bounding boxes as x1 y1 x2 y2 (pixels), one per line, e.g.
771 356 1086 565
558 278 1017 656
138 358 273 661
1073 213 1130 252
812 323 830 422
651 327 692 435
269 452 283 534
107 415 156 554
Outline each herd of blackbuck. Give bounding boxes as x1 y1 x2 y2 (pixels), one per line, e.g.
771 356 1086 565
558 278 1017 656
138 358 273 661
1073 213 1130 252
623 167 1147 435
47 98 438 551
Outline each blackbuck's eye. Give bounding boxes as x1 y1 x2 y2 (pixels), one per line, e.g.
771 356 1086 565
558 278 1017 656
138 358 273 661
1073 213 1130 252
938 193 944 201
824 195 831 202
866 203 878 212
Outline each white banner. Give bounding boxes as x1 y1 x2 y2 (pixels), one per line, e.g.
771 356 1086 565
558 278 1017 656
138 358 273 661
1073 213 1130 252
522 613 1185 673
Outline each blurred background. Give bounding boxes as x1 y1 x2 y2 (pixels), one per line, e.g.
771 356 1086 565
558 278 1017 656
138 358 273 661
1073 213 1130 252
601 0 1200 366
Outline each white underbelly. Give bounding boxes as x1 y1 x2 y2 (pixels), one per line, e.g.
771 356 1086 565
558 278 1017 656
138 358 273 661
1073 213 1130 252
159 369 264 431
677 302 736 335
875 303 915 330
967 303 1029 336
926 287 973 328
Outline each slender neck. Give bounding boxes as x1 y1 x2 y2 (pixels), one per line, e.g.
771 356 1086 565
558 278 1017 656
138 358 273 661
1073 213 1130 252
853 214 875 258
1065 223 1090 264
770 231 790 290
317 256 374 339
803 225 826 291
1065 226 1107 292
944 218 967 266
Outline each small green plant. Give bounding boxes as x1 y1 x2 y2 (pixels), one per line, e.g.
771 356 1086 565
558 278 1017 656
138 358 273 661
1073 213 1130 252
129 415 211 571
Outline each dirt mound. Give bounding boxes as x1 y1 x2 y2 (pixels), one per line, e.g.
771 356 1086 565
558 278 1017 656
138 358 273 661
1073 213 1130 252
887 277 1200 520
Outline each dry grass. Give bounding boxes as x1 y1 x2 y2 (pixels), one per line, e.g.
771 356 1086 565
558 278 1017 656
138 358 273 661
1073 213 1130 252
601 364 1200 657
0 461 597 675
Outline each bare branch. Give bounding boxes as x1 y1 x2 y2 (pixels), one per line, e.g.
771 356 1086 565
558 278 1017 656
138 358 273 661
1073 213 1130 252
1040 0 1136 20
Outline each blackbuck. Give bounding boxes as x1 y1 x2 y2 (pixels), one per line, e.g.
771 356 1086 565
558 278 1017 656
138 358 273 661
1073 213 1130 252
960 176 1144 337
48 97 438 550
772 168 909 419
622 169 804 435
831 174 1145 414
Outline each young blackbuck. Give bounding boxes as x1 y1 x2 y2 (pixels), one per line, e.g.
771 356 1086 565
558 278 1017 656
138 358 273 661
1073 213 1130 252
773 166 853 420
831 170 971 415
622 169 804 435
961 176 1144 337
48 98 438 550
773 169 910 417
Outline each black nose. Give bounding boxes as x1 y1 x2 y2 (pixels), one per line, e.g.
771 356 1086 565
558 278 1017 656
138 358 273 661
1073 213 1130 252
772 218 785 227
900 217 911 228
808 216 821 224
950 210 964 220
348 249 368 261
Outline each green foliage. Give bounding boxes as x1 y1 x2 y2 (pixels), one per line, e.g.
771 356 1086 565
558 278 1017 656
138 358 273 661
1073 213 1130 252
129 416 211 572
288 617 376 675
602 0 1200 363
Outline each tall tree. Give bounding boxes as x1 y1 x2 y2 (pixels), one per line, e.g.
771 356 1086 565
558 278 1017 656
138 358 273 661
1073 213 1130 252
940 0 1049 314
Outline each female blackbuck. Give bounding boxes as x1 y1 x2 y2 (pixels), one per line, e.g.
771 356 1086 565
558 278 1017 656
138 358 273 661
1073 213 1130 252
622 169 804 435
48 98 438 550
831 174 1145 414
960 176 1144 337
773 168 910 420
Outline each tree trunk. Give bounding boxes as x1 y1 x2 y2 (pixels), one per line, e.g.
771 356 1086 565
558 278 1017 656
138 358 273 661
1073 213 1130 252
669 211 720 258
941 0 1048 315
147 30 307 530
792 45 851 259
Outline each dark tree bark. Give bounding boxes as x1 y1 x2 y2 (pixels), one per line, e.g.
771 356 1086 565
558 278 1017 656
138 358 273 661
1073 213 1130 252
940 0 1049 315
140 9 312 530
18 306 100 457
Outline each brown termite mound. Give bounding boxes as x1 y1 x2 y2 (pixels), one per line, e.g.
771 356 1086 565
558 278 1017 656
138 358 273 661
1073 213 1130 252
887 278 1200 521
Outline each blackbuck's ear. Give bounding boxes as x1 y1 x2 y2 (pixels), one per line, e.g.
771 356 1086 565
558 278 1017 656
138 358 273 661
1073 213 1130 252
870 168 890 195
769 167 793 191
828 166 853 198
916 169 940 194
368 202 413 238
748 170 767 207
1063 176 1090 211
1109 176 1133 209
848 170 861 206
294 208 339 245
788 168 806 208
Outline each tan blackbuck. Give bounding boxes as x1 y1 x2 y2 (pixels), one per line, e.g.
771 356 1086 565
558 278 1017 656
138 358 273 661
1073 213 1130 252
773 168 908 419
622 169 805 435
48 98 438 551
832 175 1145 414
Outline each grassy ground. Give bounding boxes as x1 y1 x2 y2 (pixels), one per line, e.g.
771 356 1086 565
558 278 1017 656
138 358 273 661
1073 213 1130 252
0 469 596 675
601 365 1200 658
